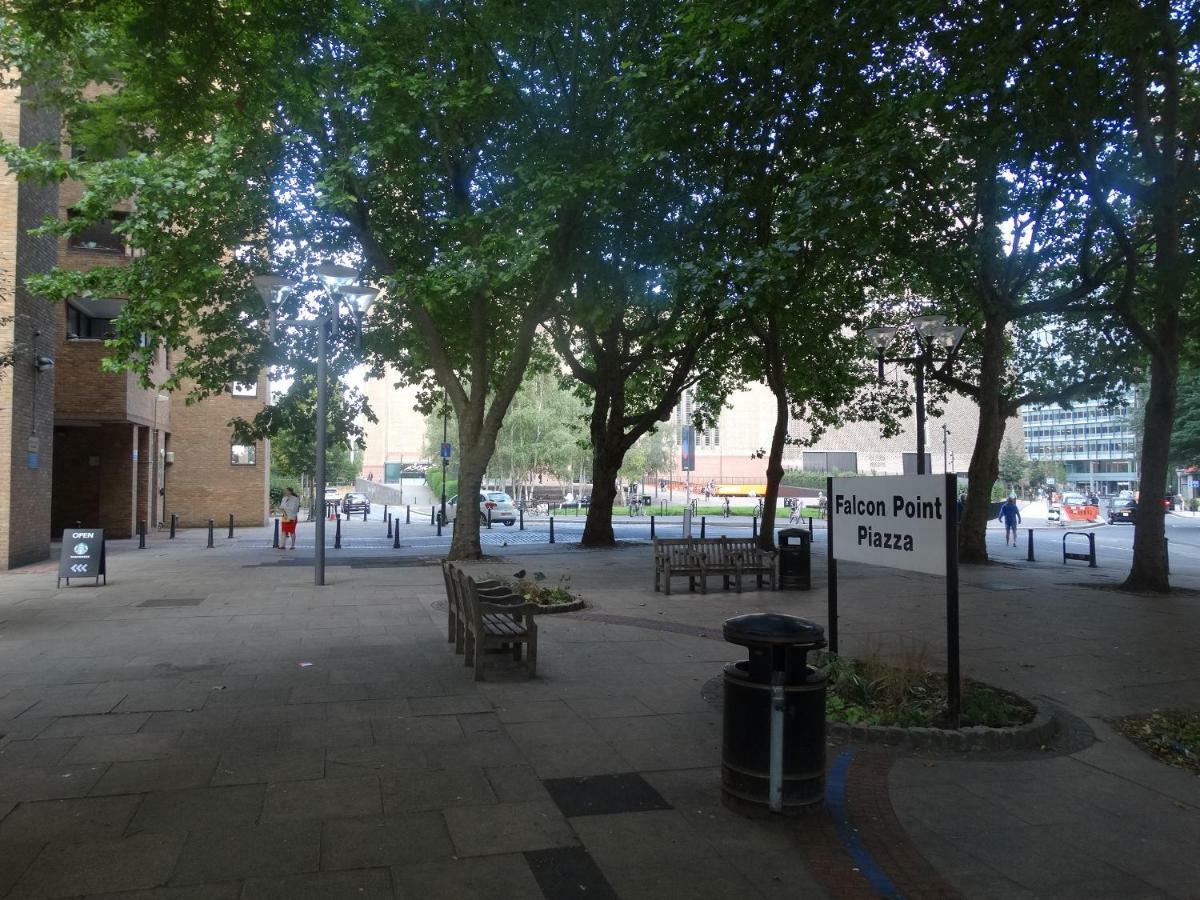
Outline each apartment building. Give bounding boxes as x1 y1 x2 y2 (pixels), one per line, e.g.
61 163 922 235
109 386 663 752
1021 393 1141 497
0 80 269 569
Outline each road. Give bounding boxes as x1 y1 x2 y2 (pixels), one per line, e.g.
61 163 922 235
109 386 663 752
309 506 1200 575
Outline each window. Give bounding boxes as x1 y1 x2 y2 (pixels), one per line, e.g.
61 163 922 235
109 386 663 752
230 382 258 398
230 443 256 466
67 209 129 254
66 303 116 340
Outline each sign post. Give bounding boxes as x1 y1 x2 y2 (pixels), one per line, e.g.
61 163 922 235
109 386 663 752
57 529 107 588
827 473 960 726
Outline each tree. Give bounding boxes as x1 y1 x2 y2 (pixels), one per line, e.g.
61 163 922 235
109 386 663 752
488 371 587 503
855 0 1140 564
0 0 667 561
1038 1 1199 591
1169 371 1200 470
667 0 906 551
998 441 1027 494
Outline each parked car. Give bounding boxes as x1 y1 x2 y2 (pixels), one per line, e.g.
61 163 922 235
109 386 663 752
559 494 591 509
1108 499 1137 525
446 491 517 526
342 492 370 514
323 486 340 501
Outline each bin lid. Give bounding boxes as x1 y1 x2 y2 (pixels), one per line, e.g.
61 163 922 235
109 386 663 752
777 527 811 546
723 613 825 648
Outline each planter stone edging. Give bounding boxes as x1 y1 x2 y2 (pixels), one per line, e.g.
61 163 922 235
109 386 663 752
826 701 1057 751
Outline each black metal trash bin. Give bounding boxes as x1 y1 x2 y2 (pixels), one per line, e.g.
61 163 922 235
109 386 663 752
777 528 812 590
721 613 826 815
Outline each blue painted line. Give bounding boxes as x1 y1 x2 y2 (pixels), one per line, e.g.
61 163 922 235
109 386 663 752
827 747 905 899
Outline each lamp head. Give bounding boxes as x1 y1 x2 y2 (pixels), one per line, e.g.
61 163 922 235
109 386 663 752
314 263 358 290
932 324 966 351
252 275 295 304
862 326 898 350
912 314 947 337
339 285 379 316
34 356 54 373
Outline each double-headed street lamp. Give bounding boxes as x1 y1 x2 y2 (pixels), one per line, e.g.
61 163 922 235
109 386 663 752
864 315 966 476
255 265 378 586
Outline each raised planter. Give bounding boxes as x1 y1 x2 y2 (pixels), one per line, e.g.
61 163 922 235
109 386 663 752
826 700 1058 751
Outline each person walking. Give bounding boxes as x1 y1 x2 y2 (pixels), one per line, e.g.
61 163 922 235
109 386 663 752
279 487 301 550
998 495 1022 547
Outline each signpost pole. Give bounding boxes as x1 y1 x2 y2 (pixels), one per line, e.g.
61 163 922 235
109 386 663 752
945 472 961 727
826 476 838 655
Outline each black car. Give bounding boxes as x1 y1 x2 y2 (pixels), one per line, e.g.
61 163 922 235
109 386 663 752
342 492 371 514
1108 499 1136 525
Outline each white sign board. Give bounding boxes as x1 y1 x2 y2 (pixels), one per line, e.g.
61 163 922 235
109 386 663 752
830 475 949 576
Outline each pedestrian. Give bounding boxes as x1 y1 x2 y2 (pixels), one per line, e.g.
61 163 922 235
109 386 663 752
722 496 731 519
278 487 301 550
998 495 1021 547
817 492 827 517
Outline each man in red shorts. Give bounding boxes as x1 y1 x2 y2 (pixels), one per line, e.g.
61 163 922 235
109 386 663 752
279 486 301 550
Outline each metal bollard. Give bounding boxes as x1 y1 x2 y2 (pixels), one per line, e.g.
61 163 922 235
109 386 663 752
437 508 442 537
430 506 435 526
138 520 146 549
170 513 177 539
228 514 234 538
392 524 400 549
383 504 388 521
207 519 214 548
1027 528 1035 562
363 507 368 522
1164 537 1170 574
406 505 411 524
273 518 280 548
752 515 758 539
334 516 342 549
487 508 492 529
701 516 706 538
519 508 524 531
651 514 655 538
387 516 393 539
550 516 555 544
808 517 813 536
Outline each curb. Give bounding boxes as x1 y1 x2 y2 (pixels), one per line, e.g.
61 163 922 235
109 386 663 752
827 701 1058 752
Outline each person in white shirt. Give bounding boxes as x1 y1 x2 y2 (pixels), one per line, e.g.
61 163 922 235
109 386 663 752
278 487 301 550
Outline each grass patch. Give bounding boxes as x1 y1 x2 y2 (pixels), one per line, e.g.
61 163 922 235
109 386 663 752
813 648 1035 729
1114 710 1200 775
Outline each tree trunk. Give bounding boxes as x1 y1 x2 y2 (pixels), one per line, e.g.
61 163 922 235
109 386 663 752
448 451 486 560
959 317 1008 564
759 354 790 553
582 447 624 546
1123 337 1179 592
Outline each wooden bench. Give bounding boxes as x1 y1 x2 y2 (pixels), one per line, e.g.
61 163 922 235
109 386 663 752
445 565 540 680
653 537 778 594
653 538 704 594
441 562 516 653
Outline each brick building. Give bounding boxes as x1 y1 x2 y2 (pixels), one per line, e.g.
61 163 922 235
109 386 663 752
0 80 269 569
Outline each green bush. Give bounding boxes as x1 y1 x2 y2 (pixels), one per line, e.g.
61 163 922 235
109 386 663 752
426 469 457 500
781 469 857 489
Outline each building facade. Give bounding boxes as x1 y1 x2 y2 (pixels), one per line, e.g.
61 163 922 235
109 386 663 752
357 371 428 484
669 378 1024 486
1021 393 1141 497
0 80 269 569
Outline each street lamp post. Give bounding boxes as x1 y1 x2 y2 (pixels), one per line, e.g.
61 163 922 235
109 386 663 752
864 316 966 475
255 268 378 587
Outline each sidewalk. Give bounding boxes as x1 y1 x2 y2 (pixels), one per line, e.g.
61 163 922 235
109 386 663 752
0 520 1197 898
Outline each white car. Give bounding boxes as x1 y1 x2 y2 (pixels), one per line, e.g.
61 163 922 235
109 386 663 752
446 491 517 526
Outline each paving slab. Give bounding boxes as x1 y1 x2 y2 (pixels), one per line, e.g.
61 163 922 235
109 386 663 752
442 799 577 857
320 812 454 870
9 831 185 898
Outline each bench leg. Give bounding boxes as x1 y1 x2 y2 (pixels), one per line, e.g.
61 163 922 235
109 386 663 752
699 571 707 595
527 629 538 677
448 609 456 643
664 567 672 596
455 617 466 654
512 640 522 662
473 636 486 681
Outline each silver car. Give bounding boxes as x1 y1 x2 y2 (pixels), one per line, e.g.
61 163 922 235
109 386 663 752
447 491 517 526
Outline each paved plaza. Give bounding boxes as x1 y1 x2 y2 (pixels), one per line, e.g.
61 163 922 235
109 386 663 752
0 518 1198 898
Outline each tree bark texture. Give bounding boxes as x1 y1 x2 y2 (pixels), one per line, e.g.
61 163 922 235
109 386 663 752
758 318 788 553
959 318 1008 564
1123 322 1179 592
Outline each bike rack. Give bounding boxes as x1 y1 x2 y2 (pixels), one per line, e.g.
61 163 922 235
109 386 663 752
1062 531 1097 568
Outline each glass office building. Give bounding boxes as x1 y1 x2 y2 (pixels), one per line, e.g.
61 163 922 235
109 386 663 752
1021 393 1140 496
